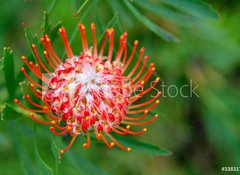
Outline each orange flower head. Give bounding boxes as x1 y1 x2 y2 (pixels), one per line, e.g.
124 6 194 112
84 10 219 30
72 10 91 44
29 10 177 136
14 23 161 154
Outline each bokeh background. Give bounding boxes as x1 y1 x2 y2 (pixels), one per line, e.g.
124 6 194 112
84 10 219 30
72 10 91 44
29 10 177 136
1 0 240 175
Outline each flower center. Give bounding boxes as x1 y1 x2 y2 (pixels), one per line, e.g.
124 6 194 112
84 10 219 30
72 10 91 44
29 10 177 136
44 50 131 134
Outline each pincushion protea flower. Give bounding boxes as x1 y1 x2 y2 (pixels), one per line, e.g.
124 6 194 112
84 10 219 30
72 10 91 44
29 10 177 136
14 23 160 154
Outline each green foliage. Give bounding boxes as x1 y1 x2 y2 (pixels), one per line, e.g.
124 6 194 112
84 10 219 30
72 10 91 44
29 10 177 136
2 48 15 98
124 0 179 42
113 134 171 156
34 142 54 175
1 103 20 121
160 0 219 20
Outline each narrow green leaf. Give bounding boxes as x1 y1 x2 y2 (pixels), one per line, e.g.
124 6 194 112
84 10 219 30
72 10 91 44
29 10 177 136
69 0 100 44
73 0 89 17
7 121 37 175
123 0 179 42
34 142 54 175
43 11 51 35
0 53 3 70
24 26 48 70
114 135 171 156
2 47 16 98
24 27 41 63
1 103 19 121
160 0 219 20
106 0 133 28
51 138 59 160
48 0 58 14
0 103 42 121
135 0 198 27
51 138 59 175
97 13 119 44
65 151 109 175
50 21 62 43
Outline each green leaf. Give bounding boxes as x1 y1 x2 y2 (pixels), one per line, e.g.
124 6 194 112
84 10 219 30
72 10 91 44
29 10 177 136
160 0 219 20
48 0 58 14
97 13 119 44
51 138 59 161
24 26 48 69
21 82 41 108
114 135 171 156
34 142 54 175
0 103 19 121
0 54 3 70
65 151 109 175
2 47 16 98
24 27 39 63
106 0 133 28
73 0 89 18
50 21 62 43
0 103 42 121
43 11 51 35
7 121 37 175
134 0 198 27
51 138 59 175
123 0 179 42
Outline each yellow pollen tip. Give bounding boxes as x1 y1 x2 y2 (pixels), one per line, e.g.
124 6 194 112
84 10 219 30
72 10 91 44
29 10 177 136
143 128 147 132
29 113 33 117
155 114 159 118
68 126 72 130
156 100 160 104
83 143 87 148
85 116 89 120
49 127 54 130
60 150 64 154
110 142 115 147
97 133 101 137
144 110 149 114
134 40 138 45
126 125 131 129
51 121 56 124
43 51 47 55
127 147 132 152
30 83 34 87
141 81 145 85
156 77 160 81
43 106 48 110
59 28 62 32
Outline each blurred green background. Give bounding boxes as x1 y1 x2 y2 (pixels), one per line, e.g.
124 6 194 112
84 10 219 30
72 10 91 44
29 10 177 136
1 0 240 175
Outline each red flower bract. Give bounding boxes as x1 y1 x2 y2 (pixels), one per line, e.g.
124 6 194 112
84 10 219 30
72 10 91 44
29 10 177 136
14 23 161 154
